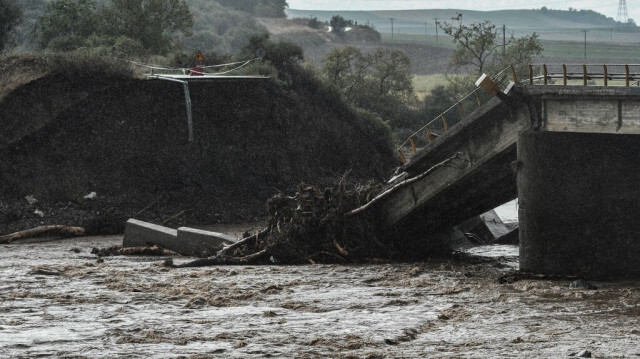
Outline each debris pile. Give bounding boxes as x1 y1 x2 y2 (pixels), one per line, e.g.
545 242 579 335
166 181 386 267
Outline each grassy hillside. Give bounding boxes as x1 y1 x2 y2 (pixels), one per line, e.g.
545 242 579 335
287 8 639 43
379 32 640 64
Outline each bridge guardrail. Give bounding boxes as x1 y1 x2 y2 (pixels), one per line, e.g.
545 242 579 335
528 63 640 87
397 66 516 164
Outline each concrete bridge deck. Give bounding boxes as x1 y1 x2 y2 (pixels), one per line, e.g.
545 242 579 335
377 75 640 279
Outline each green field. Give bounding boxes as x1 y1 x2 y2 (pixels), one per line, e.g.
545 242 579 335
382 33 640 64
540 39 640 63
412 74 454 99
381 33 457 49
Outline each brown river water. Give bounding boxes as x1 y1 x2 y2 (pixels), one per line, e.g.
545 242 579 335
1 236 640 358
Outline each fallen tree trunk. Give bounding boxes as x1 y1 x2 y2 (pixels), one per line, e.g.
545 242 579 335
0 225 85 244
164 249 268 267
119 245 181 256
346 153 460 217
91 245 181 257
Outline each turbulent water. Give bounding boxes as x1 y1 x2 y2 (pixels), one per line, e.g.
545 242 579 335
1 236 640 358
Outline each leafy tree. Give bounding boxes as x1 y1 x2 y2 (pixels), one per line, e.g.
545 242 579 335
490 32 543 81
322 45 369 99
241 34 303 82
441 19 504 76
323 46 413 106
330 15 350 34
441 17 542 79
322 46 416 130
0 0 23 53
185 0 265 54
308 16 322 29
34 0 98 50
100 0 193 54
370 48 413 101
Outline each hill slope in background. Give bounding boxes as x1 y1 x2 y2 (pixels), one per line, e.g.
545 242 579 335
287 8 640 43
12 2 639 54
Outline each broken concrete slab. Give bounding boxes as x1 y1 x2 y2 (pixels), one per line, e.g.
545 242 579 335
494 227 519 245
122 219 238 257
123 218 178 249
479 210 512 239
176 227 236 257
458 216 494 244
459 210 516 245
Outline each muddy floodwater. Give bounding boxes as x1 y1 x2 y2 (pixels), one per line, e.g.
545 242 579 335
1 236 640 358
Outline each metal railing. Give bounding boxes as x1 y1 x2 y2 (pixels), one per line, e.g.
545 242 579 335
397 63 640 164
528 64 640 87
397 66 517 164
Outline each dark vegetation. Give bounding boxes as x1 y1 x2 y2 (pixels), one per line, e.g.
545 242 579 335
34 0 194 54
6 0 282 55
0 0 23 53
320 45 418 133
540 6 636 27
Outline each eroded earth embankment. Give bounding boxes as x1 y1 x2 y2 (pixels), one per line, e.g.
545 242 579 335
0 55 396 235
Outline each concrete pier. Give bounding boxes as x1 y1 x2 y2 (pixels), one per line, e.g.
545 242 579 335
517 130 640 279
381 84 640 278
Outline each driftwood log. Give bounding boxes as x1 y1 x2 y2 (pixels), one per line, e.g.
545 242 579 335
0 225 85 244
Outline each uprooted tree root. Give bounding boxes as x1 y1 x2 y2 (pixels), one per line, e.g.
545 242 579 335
165 180 387 268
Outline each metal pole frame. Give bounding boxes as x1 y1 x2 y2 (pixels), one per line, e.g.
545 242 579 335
152 76 194 142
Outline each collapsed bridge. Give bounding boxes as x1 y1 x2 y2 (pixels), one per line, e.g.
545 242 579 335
377 64 640 279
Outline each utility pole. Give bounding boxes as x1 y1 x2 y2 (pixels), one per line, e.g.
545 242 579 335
390 18 395 38
434 18 440 42
581 29 588 62
502 25 506 55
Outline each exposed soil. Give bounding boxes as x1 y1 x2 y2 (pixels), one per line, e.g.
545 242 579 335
0 55 397 236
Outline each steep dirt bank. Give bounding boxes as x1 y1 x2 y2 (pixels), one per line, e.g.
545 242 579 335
0 55 397 235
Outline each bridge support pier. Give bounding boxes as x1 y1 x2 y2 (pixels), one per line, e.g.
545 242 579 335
518 130 640 279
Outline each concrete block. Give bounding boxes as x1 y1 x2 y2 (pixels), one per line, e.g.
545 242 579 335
479 210 512 238
122 219 239 257
176 227 237 257
458 216 495 244
123 218 178 249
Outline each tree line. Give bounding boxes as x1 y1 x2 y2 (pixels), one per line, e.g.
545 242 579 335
0 0 288 55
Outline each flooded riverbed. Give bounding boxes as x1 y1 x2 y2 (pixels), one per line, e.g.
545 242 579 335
1 236 640 358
